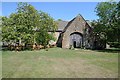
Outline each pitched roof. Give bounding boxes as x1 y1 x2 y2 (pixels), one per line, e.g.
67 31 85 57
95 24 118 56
56 20 68 31
55 14 91 32
62 14 92 33
62 18 76 32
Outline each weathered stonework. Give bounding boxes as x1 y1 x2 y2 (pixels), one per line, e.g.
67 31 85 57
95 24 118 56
50 14 93 49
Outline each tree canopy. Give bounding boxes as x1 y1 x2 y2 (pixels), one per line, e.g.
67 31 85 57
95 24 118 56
2 2 57 49
93 1 120 48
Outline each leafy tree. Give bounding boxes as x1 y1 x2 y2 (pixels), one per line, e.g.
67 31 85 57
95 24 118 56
35 11 57 47
2 2 58 50
2 2 39 46
57 19 62 21
91 20 106 49
116 2 120 42
2 16 16 44
94 1 120 48
15 2 40 45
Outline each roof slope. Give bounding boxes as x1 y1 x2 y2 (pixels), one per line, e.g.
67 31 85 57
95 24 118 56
56 20 68 31
55 14 91 32
62 14 91 33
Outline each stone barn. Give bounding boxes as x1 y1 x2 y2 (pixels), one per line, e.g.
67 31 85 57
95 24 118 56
49 14 93 49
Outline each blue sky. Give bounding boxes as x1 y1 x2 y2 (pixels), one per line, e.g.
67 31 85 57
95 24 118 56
2 2 99 21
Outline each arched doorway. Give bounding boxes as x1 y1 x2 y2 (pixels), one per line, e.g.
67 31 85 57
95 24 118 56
70 32 83 48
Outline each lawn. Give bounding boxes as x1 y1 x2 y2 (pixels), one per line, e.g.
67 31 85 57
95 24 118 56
2 48 119 78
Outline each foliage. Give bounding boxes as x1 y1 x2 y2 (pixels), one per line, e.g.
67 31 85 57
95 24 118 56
91 20 106 49
2 2 58 50
2 16 16 43
93 1 120 48
57 19 62 21
34 11 57 47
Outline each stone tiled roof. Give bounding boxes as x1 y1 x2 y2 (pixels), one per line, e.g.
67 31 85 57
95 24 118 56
55 15 92 32
62 18 76 33
56 20 68 31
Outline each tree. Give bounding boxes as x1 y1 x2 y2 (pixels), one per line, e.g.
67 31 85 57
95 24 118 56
94 1 120 48
57 19 62 21
91 20 106 49
2 2 40 46
2 2 58 50
35 11 57 48
15 2 40 45
2 16 16 44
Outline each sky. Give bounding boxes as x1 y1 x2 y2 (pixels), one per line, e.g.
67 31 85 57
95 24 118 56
2 2 99 21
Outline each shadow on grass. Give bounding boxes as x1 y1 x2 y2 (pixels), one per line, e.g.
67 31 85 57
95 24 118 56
94 48 120 53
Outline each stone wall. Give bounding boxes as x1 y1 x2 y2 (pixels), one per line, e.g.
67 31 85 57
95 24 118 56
62 15 91 48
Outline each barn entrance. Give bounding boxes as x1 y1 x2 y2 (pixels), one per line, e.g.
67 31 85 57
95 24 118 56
70 32 83 48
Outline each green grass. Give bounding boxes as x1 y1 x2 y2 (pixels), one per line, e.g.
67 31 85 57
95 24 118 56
2 48 119 78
